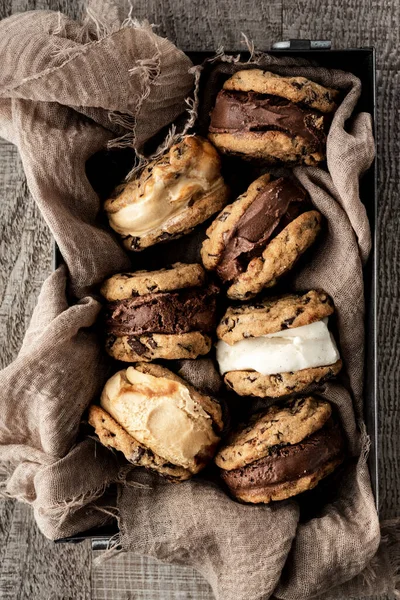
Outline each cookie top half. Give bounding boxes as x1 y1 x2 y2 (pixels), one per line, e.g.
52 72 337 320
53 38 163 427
215 396 332 470
101 262 205 301
223 69 339 113
217 290 334 345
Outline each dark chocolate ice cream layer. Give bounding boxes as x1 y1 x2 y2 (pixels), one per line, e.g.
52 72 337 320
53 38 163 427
105 284 219 336
209 90 326 147
221 418 344 492
217 177 308 282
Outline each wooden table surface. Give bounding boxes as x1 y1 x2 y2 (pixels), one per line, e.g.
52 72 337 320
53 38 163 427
0 1 398 599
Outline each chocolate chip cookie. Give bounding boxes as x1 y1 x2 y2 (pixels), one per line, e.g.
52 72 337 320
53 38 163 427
105 136 230 251
216 291 342 398
105 331 213 362
224 361 343 398
101 263 205 301
215 396 345 503
201 174 322 299
208 69 339 165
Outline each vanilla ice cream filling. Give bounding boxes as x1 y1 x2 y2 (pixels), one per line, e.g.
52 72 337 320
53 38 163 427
100 368 219 470
109 176 220 237
216 318 339 376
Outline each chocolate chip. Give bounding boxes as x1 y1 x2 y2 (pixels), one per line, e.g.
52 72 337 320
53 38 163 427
296 307 304 316
281 316 295 329
218 212 229 222
147 336 158 349
274 374 283 382
292 81 304 90
105 334 116 348
174 146 184 159
159 232 174 241
130 237 141 250
303 296 311 305
246 375 257 382
128 337 148 356
177 343 193 352
147 284 158 292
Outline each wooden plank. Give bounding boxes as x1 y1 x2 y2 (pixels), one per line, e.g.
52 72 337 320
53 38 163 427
375 66 400 521
0 503 91 600
0 140 52 367
0 135 93 599
282 0 399 69
127 0 283 51
92 552 214 600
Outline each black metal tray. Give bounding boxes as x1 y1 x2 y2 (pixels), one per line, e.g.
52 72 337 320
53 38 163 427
55 41 377 549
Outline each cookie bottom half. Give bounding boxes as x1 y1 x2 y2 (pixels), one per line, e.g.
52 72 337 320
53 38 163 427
222 457 344 503
208 131 324 166
220 416 345 503
226 210 322 300
89 405 192 482
224 359 343 398
106 331 212 362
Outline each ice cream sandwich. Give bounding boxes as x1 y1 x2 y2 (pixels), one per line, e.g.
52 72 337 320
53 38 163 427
216 290 342 398
201 174 322 300
105 135 230 251
89 363 223 481
208 69 339 165
215 396 345 503
101 263 219 362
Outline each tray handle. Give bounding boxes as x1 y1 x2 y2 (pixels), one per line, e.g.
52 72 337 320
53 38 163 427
272 40 331 50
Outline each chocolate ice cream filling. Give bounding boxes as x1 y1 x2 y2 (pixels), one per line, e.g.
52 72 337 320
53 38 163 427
221 418 344 491
105 284 219 336
217 177 309 282
209 90 326 145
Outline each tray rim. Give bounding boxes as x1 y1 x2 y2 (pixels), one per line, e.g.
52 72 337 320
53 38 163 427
53 44 378 547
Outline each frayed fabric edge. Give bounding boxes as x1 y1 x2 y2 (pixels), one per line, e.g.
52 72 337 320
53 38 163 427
92 532 123 566
36 481 112 531
120 37 259 182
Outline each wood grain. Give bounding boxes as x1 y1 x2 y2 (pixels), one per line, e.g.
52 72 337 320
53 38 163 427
0 503 91 600
92 553 214 600
0 1 398 599
282 0 399 69
376 66 400 520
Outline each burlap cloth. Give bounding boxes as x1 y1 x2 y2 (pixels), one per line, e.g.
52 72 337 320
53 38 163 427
0 3 398 599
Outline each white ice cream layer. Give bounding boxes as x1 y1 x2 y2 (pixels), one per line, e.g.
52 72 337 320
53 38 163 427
216 318 339 376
